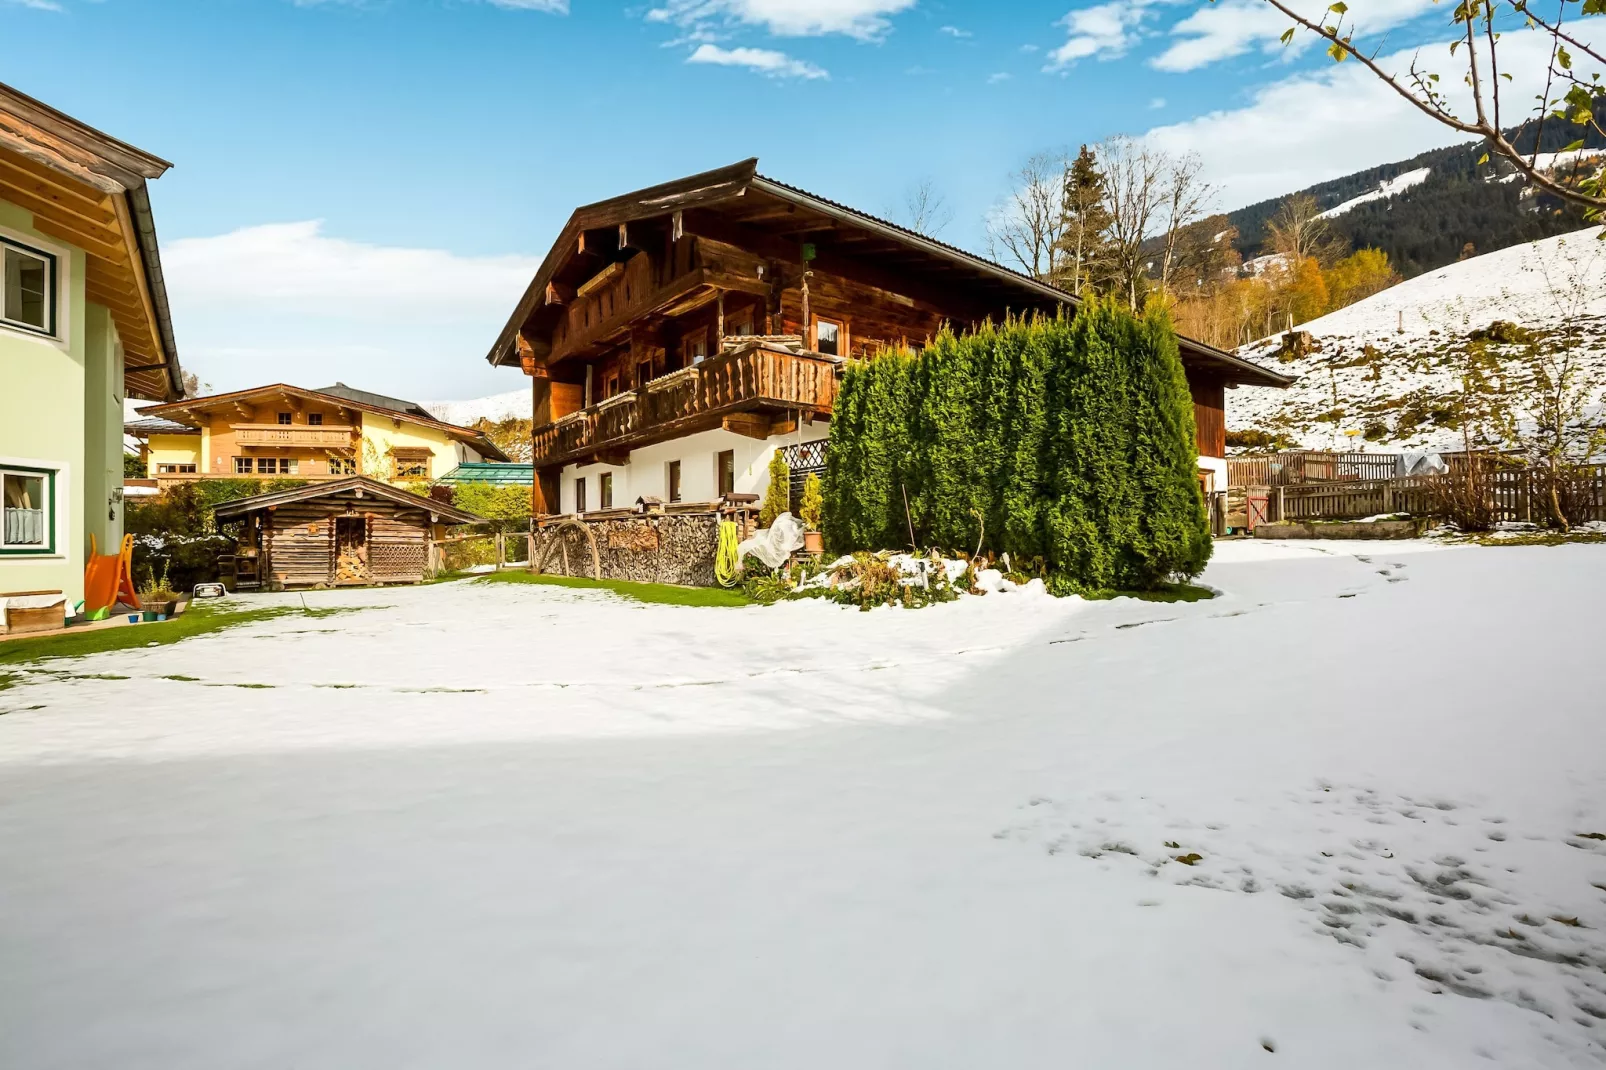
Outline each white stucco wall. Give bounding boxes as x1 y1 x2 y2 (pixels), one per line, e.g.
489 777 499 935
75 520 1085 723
560 422 830 514
1198 455 1227 495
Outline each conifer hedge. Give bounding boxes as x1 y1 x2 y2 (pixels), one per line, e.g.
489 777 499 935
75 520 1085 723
822 301 1211 591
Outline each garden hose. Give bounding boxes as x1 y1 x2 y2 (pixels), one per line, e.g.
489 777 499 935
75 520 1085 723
715 520 741 588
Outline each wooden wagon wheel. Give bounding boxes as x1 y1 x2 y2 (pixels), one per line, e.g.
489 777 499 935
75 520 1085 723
532 519 602 580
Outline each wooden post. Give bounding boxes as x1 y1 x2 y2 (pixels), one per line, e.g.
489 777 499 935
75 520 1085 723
1276 486 1285 523
716 290 725 350
527 532 536 573
495 531 505 570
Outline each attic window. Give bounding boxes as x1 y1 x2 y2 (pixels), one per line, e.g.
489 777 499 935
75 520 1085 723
390 447 432 481
1 238 55 337
814 318 841 357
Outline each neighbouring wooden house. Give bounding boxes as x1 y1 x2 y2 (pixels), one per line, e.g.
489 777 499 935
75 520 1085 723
130 382 509 489
0 81 184 610
484 159 1293 535
212 477 481 588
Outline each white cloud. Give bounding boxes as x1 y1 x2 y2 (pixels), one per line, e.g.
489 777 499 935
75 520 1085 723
939 25 971 38
1045 0 1165 68
987 72 1012 84
1153 0 1438 72
686 43 828 79
1144 25 1604 211
646 0 916 40
163 221 540 397
481 0 568 10
1148 97 1166 109
5 0 66 9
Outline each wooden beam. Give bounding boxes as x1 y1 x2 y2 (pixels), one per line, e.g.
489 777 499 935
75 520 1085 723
26 210 128 263
0 146 117 217
544 281 574 306
0 155 118 229
769 418 798 436
722 413 771 440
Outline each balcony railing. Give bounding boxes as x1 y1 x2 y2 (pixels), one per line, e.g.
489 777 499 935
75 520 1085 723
532 345 839 467
232 424 357 448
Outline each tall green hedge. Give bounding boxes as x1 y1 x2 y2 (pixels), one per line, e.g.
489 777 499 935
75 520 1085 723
822 302 1210 591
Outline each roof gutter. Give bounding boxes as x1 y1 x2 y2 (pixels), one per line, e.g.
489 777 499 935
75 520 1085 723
126 182 183 400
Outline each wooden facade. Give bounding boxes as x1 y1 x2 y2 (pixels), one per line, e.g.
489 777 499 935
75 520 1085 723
488 160 1293 513
212 478 481 588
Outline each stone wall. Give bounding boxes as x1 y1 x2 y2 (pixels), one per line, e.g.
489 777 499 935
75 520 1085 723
532 513 722 586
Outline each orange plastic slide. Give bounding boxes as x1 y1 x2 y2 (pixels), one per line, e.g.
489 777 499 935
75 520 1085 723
83 534 141 618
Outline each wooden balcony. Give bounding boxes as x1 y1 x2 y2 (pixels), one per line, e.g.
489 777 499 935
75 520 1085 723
532 343 839 467
152 472 353 490
232 424 357 448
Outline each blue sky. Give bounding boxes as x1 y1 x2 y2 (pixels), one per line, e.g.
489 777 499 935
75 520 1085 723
1 0 1488 399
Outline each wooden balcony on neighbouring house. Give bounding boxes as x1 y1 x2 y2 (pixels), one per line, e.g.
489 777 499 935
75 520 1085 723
532 342 839 467
231 424 358 448
152 471 354 490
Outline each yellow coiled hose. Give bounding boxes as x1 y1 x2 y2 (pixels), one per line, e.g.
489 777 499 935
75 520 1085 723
715 520 742 588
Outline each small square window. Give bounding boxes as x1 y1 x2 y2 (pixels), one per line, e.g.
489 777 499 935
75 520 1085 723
1 469 51 551
815 318 841 357
277 412 293 425
282 458 299 475
234 457 253 474
600 472 613 509
329 456 356 475
257 457 279 475
308 413 324 426
682 328 710 366
2 239 56 336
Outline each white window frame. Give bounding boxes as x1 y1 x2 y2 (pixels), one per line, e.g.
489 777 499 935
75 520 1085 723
0 464 58 556
1 236 57 338
0 228 68 347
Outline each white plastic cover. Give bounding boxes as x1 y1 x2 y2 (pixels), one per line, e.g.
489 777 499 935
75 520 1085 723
738 512 806 569
1398 452 1448 476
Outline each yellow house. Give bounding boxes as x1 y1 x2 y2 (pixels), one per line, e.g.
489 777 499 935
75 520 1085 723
131 383 509 486
0 81 183 610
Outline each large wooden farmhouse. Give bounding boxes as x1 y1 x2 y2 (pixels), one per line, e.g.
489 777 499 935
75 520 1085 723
486 160 1291 521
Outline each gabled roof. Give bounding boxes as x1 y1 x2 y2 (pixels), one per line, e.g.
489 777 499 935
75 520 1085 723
137 383 512 462
0 80 182 401
314 382 437 421
211 476 483 524
485 159 1293 390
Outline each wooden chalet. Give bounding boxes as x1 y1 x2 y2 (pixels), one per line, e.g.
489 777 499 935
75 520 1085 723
212 477 481 589
486 159 1292 518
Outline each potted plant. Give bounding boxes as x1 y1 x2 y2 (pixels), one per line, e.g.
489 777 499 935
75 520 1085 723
799 472 824 554
137 561 182 620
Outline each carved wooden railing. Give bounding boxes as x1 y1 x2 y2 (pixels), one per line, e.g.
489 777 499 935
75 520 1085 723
232 424 357 448
531 347 838 466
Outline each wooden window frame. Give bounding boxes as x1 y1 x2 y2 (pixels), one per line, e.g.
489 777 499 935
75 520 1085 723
308 413 324 426
600 472 613 510
276 412 293 425
667 459 681 503
0 465 56 556
574 476 587 515
234 456 253 474
0 237 58 338
812 315 845 357
716 449 735 499
682 326 710 366
390 448 432 482
156 463 198 475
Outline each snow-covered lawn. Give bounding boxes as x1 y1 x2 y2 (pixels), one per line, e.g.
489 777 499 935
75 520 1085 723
3 543 1606 1068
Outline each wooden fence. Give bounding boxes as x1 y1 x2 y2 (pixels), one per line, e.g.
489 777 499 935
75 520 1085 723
1227 451 1400 487
1268 464 1606 524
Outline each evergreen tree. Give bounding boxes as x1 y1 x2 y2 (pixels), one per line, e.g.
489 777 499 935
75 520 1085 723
1055 145 1114 297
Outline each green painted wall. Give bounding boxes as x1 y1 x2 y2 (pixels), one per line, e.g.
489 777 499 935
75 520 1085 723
0 197 127 609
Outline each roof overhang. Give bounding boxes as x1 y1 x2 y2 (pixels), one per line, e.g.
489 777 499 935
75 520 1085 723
485 159 1292 390
210 476 484 524
0 80 181 401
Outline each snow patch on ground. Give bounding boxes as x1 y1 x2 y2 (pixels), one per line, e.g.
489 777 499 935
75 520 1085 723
2 544 1604 1068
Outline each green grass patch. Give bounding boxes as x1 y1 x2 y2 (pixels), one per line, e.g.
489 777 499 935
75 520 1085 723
0 672 16 693
1083 583 1217 604
0 603 367 667
477 570 751 607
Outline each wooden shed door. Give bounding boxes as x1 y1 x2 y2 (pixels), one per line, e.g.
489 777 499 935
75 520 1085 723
335 516 370 584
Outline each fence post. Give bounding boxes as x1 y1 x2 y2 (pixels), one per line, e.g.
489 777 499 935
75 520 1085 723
495 531 505 570
1276 486 1285 523
1382 482 1394 513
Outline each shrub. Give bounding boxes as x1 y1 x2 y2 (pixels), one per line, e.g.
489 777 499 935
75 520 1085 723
824 304 1210 591
449 482 530 532
759 450 791 527
799 472 823 531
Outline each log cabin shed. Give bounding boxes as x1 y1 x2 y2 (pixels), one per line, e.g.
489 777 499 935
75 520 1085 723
212 477 481 588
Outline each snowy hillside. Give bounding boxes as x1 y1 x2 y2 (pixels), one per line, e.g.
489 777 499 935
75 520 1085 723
1318 166 1432 220
1229 227 1606 452
421 388 531 427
